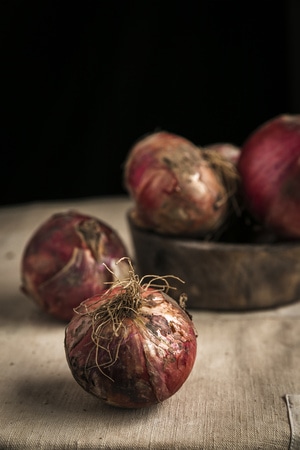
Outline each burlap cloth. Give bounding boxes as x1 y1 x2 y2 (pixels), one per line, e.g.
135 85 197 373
1 197 299 449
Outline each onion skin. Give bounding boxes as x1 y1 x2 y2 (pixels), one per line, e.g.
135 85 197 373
238 114 300 239
204 142 241 166
65 285 197 409
20 211 130 321
124 131 236 237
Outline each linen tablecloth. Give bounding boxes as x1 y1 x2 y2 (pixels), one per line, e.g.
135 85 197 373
1 196 299 449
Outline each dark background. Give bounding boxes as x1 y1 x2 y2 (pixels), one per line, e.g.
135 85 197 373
1 1 300 206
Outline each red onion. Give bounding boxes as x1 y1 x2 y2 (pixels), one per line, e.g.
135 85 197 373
64 259 197 409
237 114 300 240
204 142 241 166
21 210 130 321
124 131 240 238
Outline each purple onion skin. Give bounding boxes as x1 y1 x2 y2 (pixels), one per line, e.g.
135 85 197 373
20 211 130 321
124 131 229 237
65 288 197 409
238 114 300 240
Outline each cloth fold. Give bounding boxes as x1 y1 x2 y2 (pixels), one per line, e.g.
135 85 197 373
286 394 300 450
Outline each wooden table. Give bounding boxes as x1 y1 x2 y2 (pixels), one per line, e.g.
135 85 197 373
1 196 299 449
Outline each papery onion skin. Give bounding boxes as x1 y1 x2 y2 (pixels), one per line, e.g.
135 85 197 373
204 142 241 166
64 286 197 409
238 114 300 239
20 211 130 321
124 131 237 237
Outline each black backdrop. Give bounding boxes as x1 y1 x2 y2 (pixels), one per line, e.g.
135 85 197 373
1 1 299 205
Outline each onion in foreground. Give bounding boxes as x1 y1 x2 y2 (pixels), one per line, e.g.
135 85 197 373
64 258 198 409
21 210 130 321
124 130 240 238
238 114 300 239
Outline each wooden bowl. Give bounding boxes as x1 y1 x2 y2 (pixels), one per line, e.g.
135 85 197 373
127 211 300 311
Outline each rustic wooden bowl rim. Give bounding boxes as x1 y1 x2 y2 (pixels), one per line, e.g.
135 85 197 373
127 209 299 252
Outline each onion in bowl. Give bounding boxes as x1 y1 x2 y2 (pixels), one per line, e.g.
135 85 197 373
237 114 300 240
124 130 240 238
204 142 241 166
